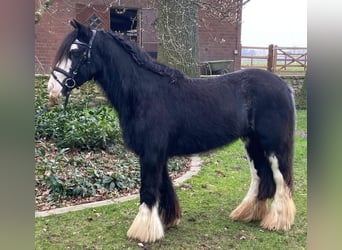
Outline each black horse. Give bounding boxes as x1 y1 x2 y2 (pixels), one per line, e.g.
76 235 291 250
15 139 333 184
47 20 296 243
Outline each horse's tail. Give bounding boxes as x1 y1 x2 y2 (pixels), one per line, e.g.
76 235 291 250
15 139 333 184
279 85 296 195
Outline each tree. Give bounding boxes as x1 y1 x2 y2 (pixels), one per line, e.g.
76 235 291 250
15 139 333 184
35 0 54 24
156 0 200 77
155 0 243 77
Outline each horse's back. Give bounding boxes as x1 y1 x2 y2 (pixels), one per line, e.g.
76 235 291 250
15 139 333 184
226 68 294 113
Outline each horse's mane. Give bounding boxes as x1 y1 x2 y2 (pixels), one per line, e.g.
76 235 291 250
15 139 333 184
52 28 185 81
105 31 185 81
52 29 78 68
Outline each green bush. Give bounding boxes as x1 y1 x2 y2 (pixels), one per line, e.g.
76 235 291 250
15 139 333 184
35 105 121 150
35 77 121 150
296 74 307 110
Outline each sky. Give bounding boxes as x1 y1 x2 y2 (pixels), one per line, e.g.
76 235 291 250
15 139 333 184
241 0 307 47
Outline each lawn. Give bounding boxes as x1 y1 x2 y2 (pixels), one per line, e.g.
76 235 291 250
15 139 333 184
35 110 307 249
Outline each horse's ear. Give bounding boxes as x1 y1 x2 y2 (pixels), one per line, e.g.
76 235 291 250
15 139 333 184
70 19 81 30
70 19 92 42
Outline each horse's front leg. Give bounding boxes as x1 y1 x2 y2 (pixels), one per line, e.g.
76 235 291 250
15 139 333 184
159 162 181 228
127 154 165 243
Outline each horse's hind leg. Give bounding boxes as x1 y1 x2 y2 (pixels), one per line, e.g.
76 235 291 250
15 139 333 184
229 158 268 221
256 113 296 230
230 136 296 231
230 139 268 222
260 153 296 231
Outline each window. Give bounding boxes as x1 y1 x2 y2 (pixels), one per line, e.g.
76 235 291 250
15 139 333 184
110 8 137 42
87 13 102 29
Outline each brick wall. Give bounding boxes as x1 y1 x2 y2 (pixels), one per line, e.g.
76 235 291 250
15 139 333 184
35 0 76 73
75 4 110 30
35 0 152 73
198 9 241 71
35 0 242 74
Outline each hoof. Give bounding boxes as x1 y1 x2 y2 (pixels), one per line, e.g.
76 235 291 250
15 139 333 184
260 193 296 231
230 198 268 222
127 203 164 243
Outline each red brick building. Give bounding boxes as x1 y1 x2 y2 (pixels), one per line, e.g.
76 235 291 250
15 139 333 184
35 0 242 74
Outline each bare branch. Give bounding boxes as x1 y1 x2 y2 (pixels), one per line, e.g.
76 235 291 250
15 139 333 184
35 0 55 24
243 0 252 6
198 0 242 23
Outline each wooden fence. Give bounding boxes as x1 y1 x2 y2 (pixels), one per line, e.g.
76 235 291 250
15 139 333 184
241 45 307 75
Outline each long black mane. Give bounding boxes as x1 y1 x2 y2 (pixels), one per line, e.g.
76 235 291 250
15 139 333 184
53 29 78 67
53 28 185 82
105 31 185 81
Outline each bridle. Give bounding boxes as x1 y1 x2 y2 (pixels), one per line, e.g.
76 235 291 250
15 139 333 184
51 29 97 109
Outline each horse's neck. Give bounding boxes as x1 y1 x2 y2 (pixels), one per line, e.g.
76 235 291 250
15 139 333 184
96 48 140 115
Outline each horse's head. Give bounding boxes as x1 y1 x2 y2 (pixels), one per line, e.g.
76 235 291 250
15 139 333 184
47 20 98 106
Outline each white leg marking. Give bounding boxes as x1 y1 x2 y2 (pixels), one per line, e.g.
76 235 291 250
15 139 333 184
245 159 260 199
261 154 296 231
127 203 164 243
230 157 267 221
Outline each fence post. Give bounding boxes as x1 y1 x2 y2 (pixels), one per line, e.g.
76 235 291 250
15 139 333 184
273 45 278 73
267 44 274 72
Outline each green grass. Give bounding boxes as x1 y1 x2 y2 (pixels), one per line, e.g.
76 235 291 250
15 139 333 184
35 110 307 249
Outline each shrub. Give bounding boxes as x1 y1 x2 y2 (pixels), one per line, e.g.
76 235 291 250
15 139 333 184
35 106 121 150
35 77 121 150
296 74 307 110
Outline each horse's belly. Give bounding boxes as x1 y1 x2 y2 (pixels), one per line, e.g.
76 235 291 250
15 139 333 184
168 132 239 157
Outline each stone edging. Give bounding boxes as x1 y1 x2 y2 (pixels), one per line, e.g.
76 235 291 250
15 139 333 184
35 155 202 217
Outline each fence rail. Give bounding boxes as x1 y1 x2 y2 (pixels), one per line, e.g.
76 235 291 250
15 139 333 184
241 45 307 75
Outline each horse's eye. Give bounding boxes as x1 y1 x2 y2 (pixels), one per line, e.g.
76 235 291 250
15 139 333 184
69 50 82 59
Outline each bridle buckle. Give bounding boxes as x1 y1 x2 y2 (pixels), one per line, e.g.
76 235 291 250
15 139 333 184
64 78 77 89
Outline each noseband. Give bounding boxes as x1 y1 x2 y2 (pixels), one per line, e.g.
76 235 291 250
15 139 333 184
51 29 97 109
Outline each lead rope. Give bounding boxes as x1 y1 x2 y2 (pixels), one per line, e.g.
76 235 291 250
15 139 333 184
63 90 71 111
35 104 49 119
